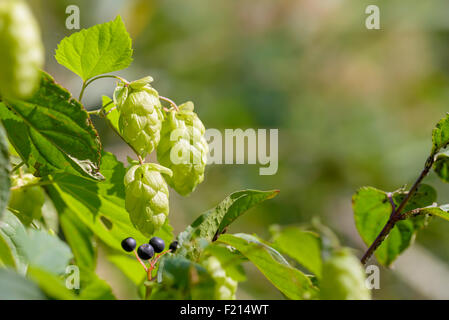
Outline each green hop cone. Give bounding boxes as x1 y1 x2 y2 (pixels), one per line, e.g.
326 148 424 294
0 0 44 99
157 102 208 196
320 248 371 300
9 173 45 225
116 78 164 157
124 163 172 237
203 256 238 300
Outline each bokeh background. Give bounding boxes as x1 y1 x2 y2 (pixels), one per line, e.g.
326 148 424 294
28 0 449 299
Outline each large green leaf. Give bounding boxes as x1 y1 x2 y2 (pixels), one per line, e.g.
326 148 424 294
48 152 173 251
183 189 279 243
217 233 317 300
271 227 322 278
352 185 434 266
0 125 10 218
433 152 449 183
55 16 133 81
0 72 102 180
432 113 449 154
0 210 29 274
59 209 95 273
0 268 46 300
0 231 15 268
0 210 72 275
27 267 77 300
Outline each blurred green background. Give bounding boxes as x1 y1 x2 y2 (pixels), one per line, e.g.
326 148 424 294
30 0 449 299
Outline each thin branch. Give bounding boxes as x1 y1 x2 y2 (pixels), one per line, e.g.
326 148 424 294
361 154 435 265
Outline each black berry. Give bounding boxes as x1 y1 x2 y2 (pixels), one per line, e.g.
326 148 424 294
137 243 154 260
121 237 136 252
169 241 178 252
149 237 165 253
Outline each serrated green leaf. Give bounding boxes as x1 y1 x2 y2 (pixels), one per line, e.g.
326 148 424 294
55 16 133 80
217 233 317 300
0 268 46 300
432 113 449 154
186 190 279 243
0 125 10 218
271 227 322 278
353 186 430 266
204 243 247 282
0 210 29 274
434 153 449 183
420 204 449 222
0 72 103 180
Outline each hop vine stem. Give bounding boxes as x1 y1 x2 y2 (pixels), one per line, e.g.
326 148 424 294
360 154 436 265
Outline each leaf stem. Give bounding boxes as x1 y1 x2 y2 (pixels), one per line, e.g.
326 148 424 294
10 161 25 173
159 96 179 111
360 154 435 265
79 75 128 103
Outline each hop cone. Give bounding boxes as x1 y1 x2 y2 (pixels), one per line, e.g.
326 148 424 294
9 173 45 225
0 0 44 99
203 256 238 300
116 79 164 157
157 102 208 196
320 248 371 300
124 163 172 237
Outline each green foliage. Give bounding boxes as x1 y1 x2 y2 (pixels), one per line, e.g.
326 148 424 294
0 72 103 180
0 268 45 300
217 233 318 300
0 126 9 219
0 0 44 99
271 226 322 278
432 113 449 154
48 152 151 251
433 152 449 183
9 174 45 226
55 16 133 81
353 186 419 266
124 163 172 236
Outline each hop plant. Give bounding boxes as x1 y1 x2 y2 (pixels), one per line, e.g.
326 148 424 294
203 256 238 300
9 173 45 225
157 102 208 196
115 77 164 157
124 163 172 237
0 0 44 99
320 248 371 300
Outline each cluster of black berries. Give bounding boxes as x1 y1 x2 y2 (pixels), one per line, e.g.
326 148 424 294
121 236 179 260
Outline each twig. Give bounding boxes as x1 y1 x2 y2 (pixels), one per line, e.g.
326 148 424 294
361 154 435 265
